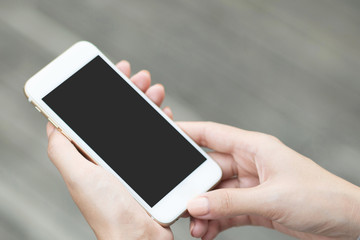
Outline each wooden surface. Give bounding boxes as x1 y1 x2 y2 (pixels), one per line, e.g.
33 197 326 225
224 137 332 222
1 0 360 239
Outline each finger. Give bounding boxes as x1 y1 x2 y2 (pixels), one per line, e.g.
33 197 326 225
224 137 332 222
207 152 237 180
200 216 260 240
223 215 275 229
191 217 252 240
216 178 240 189
177 121 265 156
46 121 56 137
145 84 165 107
190 218 208 238
46 122 92 181
195 215 273 240
116 60 131 78
187 187 267 220
202 220 221 240
163 106 173 120
216 176 259 189
176 121 242 154
130 70 151 92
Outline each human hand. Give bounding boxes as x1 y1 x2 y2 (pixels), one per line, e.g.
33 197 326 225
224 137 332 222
47 60 173 240
183 122 360 240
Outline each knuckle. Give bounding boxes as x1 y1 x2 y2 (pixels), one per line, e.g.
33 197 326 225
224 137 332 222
221 190 233 214
204 121 218 131
269 135 281 144
200 121 217 146
256 132 282 146
266 134 281 144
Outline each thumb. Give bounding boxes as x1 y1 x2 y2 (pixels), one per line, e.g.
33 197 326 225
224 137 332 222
46 122 93 181
187 187 268 219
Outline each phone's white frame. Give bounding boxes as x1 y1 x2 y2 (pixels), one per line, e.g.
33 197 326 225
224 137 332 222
24 41 222 225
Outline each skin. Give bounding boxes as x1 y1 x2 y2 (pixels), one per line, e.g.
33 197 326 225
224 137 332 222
46 60 172 240
185 122 360 240
46 61 360 240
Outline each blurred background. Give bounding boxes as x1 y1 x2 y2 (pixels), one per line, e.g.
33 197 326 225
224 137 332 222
1 0 360 239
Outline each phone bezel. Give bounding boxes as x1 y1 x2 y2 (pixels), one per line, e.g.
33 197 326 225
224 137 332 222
24 41 222 225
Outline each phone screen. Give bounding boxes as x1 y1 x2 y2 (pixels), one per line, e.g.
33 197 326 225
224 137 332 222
43 56 206 207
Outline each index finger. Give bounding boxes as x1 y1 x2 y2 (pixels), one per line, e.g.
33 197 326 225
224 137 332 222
177 121 261 157
116 60 131 78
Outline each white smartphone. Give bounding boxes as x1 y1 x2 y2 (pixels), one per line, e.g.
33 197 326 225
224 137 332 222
24 41 222 225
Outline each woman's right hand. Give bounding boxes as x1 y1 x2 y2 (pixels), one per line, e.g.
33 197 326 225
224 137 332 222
182 121 360 240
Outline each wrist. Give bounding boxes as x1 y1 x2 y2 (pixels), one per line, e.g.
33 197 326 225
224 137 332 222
351 187 360 238
342 184 360 239
95 219 169 240
94 222 146 240
319 175 360 239
96 228 148 240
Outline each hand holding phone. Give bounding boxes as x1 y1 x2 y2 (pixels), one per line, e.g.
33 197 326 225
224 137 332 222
24 42 222 227
46 61 173 239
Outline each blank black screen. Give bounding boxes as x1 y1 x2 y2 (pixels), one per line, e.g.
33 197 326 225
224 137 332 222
43 56 206 207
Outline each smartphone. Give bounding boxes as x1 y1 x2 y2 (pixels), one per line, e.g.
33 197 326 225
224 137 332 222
24 41 222 225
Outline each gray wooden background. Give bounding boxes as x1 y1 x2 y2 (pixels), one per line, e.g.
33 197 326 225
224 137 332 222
1 0 359 239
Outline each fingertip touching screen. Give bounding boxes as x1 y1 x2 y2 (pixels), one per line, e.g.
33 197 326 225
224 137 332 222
43 56 206 207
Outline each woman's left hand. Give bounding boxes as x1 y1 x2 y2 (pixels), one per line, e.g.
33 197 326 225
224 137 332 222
46 60 173 240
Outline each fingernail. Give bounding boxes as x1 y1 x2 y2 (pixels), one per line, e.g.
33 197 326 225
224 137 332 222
188 197 209 216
